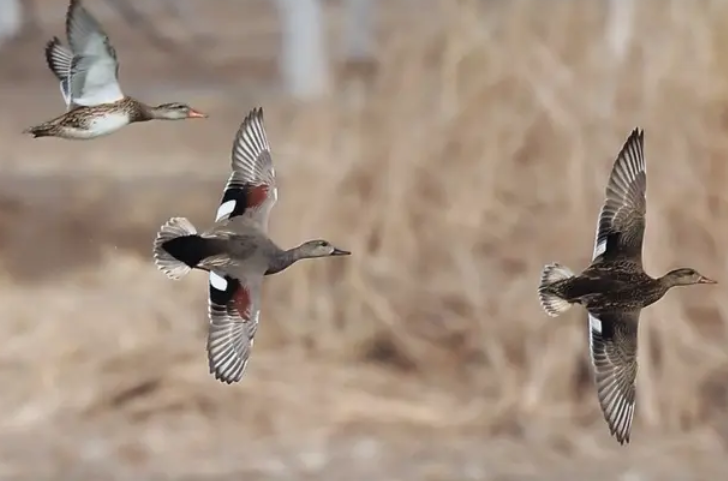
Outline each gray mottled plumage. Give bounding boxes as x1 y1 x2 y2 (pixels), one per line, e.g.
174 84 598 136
153 107 351 384
538 128 716 445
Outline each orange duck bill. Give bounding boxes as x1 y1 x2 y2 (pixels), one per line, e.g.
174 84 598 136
187 109 208 119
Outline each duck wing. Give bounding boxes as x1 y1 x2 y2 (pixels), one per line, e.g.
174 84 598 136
210 108 276 316
592 128 646 266
214 107 277 232
206 270 264 384
588 309 639 445
62 0 125 107
44 37 75 111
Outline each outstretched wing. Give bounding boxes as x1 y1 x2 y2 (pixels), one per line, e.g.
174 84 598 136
210 107 276 317
63 0 124 106
214 107 277 231
207 271 263 384
588 310 639 445
592 128 647 266
44 37 75 110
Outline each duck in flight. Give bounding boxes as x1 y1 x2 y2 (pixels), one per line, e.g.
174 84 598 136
24 0 206 140
153 107 351 384
538 128 717 445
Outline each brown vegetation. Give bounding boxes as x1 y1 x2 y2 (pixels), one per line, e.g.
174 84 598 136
2 0 728 478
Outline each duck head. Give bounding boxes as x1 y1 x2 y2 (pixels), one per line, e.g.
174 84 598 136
150 102 208 120
297 240 351 259
663 268 717 287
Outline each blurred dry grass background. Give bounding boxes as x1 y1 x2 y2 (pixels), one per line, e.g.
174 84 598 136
2 0 728 479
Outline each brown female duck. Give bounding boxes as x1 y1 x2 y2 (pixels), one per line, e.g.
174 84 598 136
24 0 206 140
538 128 716 445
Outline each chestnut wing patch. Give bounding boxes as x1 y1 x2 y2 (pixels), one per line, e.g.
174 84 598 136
214 107 277 230
206 271 261 384
215 183 271 222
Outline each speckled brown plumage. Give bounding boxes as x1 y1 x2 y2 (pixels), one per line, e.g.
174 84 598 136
538 128 717 445
24 97 151 139
544 261 670 313
24 0 206 140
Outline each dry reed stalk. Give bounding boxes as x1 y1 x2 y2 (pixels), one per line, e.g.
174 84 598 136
2 0 728 446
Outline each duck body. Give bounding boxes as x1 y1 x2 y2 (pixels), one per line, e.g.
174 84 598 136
24 96 149 139
160 216 296 280
543 262 667 314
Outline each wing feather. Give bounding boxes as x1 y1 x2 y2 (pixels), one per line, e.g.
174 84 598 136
206 272 262 384
588 310 639 444
44 37 75 110
592 128 647 265
215 107 278 231
62 0 124 106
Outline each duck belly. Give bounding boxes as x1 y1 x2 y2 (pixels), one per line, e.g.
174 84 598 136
84 113 131 137
561 276 654 310
579 286 659 312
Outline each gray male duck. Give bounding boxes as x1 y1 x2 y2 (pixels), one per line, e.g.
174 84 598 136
153 107 350 384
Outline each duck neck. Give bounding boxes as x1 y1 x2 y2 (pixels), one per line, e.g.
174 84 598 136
266 248 303 275
657 272 681 289
143 105 170 120
131 102 156 122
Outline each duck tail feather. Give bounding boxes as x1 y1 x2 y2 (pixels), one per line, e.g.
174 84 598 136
538 263 575 317
23 124 53 138
153 217 205 279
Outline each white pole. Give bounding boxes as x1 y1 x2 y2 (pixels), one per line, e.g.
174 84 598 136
344 0 375 61
605 0 634 62
275 0 330 100
0 0 22 47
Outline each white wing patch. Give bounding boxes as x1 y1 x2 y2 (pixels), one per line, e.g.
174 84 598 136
592 205 608 260
209 271 228 291
588 312 602 368
215 200 236 222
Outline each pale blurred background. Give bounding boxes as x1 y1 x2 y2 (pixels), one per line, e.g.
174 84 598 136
0 0 728 479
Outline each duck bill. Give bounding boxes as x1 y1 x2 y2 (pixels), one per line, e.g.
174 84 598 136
331 248 351 256
187 109 208 119
699 276 717 284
